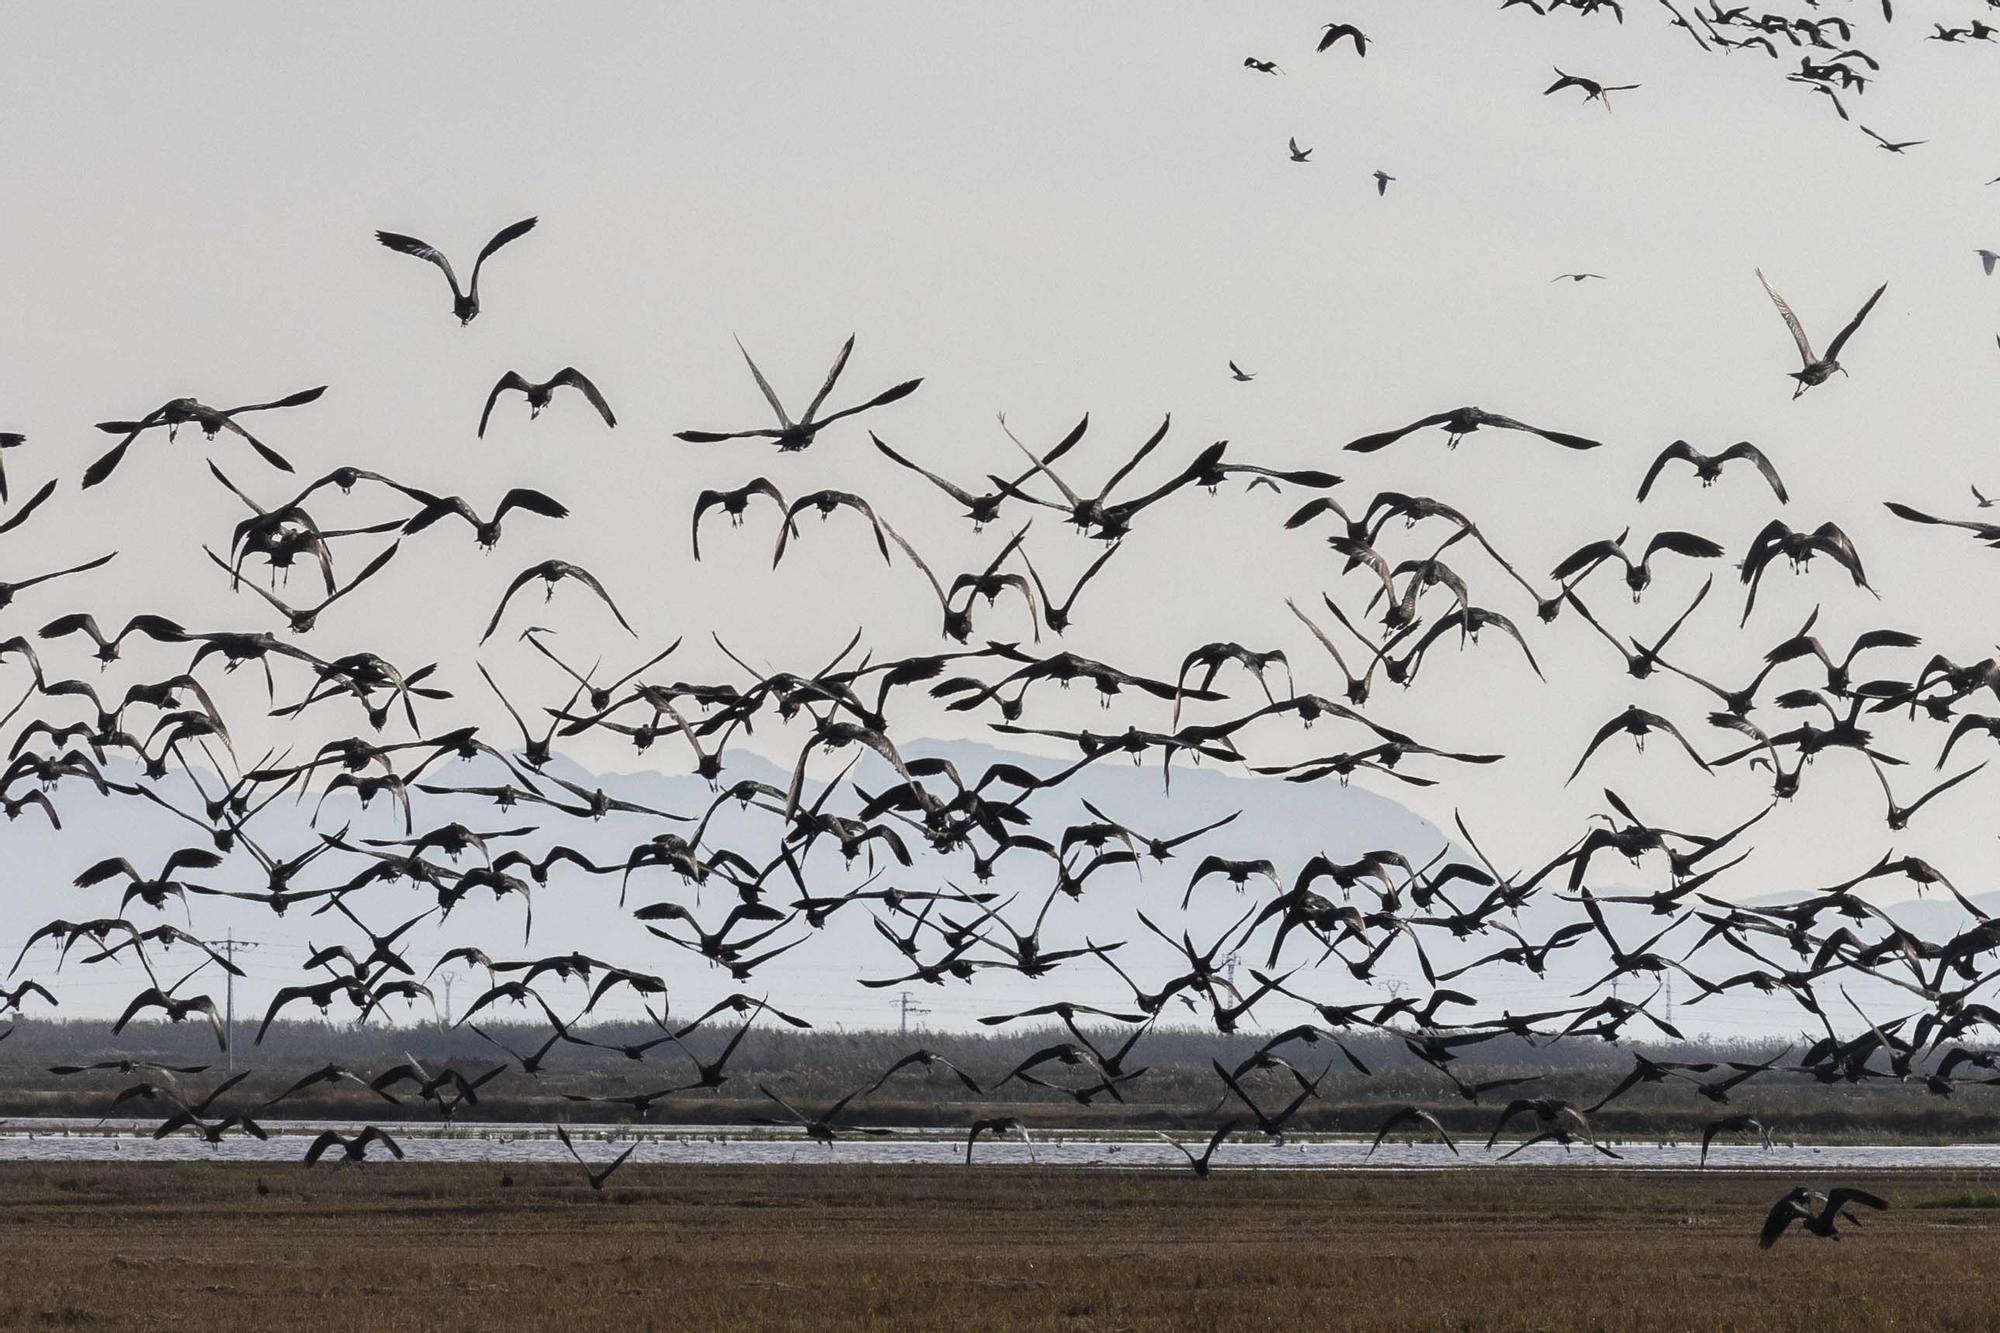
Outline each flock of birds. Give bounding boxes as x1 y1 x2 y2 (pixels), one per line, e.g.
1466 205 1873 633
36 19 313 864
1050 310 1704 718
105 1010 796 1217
3 1 1997 1246
1249 0 1999 195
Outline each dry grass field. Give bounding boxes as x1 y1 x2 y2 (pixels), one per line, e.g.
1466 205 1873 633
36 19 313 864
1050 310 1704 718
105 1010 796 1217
0 1164 1995 1330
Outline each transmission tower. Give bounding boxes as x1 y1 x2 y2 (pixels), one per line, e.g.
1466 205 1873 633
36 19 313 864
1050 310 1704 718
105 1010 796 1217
896 991 931 1036
200 931 265 1071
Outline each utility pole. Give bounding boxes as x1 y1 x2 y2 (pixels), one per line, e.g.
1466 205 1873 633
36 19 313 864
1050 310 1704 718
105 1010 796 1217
895 991 930 1036
201 931 264 1071
437 970 460 1027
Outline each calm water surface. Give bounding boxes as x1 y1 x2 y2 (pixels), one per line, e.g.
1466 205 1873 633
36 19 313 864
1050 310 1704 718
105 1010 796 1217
1 1120 1994 1171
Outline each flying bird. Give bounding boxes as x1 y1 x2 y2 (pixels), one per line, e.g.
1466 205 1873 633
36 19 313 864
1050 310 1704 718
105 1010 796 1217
1635 440 1787 502
676 335 921 451
1860 125 1925 153
1544 68 1640 108
374 216 538 324
1345 407 1602 452
478 369 617 438
85 387 327 489
1759 1186 1888 1248
1754 269 1888 398
1317 23 1368 54
481 561 637 644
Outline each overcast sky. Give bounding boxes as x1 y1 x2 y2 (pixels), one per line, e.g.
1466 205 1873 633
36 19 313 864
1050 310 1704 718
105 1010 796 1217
4 4 1999 1031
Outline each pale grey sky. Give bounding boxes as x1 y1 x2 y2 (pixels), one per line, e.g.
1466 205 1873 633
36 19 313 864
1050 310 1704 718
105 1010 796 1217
4 4 1999 1032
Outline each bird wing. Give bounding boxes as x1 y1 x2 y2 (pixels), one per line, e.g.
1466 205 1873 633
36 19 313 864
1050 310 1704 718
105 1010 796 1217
732 335 794 429
375 231 463 301
466 216 538 299
224 385 328 417
0 477 57 532
480 566 548 644
1104 416 1176 498
1344 412 1455 453
1479 413 1605 450
870 433 978 508
1821 281 1887 364
1720 442 1788 503
551 367 617 427
1825 1187 1890 1213
1566 715 1629 785
1755 269 1816 366
1810 522 1872 589
479 372 532 438
811 378 924 430
493 488 570 526
1635 440 1698 502
1550 539 1624 582
1644 530 1726 563
1759 1197 1806 1248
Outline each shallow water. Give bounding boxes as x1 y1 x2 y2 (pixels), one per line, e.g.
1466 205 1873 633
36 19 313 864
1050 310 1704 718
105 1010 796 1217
1 1119 1995 1171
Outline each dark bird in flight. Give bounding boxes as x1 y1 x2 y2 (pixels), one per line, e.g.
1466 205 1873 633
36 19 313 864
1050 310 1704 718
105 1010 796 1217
1543 68 1640 108
478 369 617 438
1759 1186 1888 1248
1368 1106 1459 1156
1551 528 1725 600
1636 440 1787 502
1317 23 1368 54
1157 1121 1237 1177
1568 705 1713 784
555 1123 638 1191
1739 519 1874 624
871 419 1086 532
1345 407 1602 452
303 1126 405 1165
85 387 327 489
1228 361 1255 382
1243 57 1282 74
965 1116 1032 1164
374 216 538 324
401 487 569 550
1755 269 1888 398
691 478 788 559
1860 125 1925 153
1288 137 1313 163
1699 1114 1771 1166
1552 273 1605 283
676 335 921 451
481 561 636 644
1373 170 1395 195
